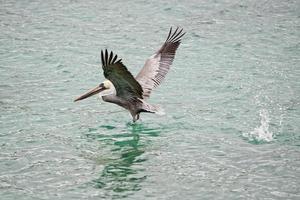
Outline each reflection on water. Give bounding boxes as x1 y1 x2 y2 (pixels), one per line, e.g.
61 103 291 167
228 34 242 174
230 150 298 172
86 123 161 198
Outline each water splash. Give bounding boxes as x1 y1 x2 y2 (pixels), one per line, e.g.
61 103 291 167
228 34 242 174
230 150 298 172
243 109 274 143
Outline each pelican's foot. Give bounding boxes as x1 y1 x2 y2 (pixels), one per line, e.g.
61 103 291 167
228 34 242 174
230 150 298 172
132 114 140 123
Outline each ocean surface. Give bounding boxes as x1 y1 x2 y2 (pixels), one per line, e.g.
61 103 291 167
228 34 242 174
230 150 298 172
1 0 299 199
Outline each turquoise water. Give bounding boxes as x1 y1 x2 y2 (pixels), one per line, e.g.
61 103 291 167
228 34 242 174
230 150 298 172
1 0 299 199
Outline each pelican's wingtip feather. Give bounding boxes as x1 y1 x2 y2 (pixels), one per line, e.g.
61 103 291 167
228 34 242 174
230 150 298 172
166 26 185 43
101 50 122 67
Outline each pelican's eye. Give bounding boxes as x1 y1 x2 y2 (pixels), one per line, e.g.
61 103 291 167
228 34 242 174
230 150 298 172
99 83 104 88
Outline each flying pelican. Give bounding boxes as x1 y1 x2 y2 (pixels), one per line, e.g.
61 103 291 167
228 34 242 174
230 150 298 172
74 27 185 122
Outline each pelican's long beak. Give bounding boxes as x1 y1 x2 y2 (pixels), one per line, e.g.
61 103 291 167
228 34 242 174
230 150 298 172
74 85 105 102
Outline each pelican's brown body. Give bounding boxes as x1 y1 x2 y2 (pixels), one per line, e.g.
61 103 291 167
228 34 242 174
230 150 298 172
75 27 185 122
101 94 149 121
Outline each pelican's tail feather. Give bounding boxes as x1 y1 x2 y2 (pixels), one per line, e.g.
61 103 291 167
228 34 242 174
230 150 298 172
140 100 165 116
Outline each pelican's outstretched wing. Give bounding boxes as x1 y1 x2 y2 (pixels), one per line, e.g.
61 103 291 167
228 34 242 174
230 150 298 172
136 27 185 99
101 50 143 100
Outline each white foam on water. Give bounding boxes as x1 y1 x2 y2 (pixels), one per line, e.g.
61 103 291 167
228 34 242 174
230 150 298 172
244 109 274 142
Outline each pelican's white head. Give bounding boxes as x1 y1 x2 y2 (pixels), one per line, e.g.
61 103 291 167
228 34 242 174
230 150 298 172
98 80 116 97
74 79 116 102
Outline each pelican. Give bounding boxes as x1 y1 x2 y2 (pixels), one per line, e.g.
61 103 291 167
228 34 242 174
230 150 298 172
74 27 185 122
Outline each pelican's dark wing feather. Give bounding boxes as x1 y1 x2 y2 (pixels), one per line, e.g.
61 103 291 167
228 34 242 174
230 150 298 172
101 50 143 100
136 27 185 99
